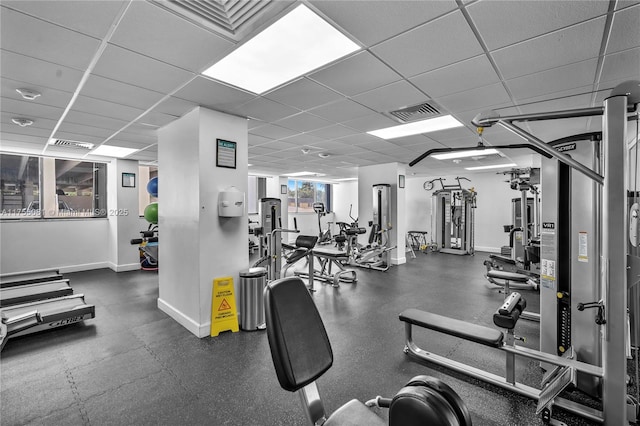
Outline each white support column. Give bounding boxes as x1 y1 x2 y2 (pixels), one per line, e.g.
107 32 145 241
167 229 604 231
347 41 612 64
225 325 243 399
107 159 141 272
158 107 248 338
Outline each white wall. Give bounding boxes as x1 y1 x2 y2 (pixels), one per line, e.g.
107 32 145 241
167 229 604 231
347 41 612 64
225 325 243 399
333 181 358 225
405 171 515 253
0 219 110 274
107 159 142 271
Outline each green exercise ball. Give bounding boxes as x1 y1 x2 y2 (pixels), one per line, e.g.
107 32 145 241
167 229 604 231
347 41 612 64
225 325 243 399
144 202 158 224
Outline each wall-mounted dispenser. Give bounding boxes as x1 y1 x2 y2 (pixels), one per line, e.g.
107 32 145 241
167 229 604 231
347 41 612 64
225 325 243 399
218 188 245 217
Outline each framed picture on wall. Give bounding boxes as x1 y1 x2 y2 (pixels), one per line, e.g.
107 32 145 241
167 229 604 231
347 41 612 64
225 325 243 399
122 172 136 188
281 184 287 195
399 174 405 188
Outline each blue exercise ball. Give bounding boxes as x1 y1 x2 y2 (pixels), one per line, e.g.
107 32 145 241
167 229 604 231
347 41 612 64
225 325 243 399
147 177 158 197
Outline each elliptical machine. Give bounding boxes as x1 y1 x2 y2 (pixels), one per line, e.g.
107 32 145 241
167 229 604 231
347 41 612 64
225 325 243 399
313 202 333 245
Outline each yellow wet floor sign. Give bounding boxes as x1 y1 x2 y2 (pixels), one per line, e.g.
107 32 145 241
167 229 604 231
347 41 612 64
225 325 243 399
211 276 239 336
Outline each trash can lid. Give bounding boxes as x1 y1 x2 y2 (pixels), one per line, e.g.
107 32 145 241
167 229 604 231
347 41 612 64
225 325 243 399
240 267 267 277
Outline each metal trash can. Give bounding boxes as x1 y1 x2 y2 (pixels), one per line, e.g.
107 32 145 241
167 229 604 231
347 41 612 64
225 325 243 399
239 267 268 331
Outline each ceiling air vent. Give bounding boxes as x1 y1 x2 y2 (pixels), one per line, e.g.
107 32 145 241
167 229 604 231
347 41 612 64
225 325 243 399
154 0 289 41
49 139 94 150
387 101 442 123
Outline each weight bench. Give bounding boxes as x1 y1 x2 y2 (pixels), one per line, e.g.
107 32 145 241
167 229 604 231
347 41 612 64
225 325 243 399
282 235 318 277
303 247 357 291
264 276 472 425
398 293 604 423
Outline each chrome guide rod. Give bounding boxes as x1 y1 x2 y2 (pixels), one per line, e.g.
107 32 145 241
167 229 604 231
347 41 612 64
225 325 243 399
472 107 606 127
498 120 605 185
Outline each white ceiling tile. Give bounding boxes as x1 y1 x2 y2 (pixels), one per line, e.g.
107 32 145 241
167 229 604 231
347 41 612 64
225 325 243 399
600 48 640 84
1 7 101 70
232 97 299 122
506 59 598 101
307 99 373 122
107 139 150 149
64 110 128 131
341 113 398 132
337 132 385 146
492 17 606 80
112 131 156 146
386 135 434 147
0 50 84 93
2 77 72 109
516 94 593 115
352 81 428 113
56 122 114 138
71 96 145 122
82 75 166 111
426 126 475 142
248 134 274 146
436 82 512 114
617 1 640 10
607 5 640 54
307 124 359 140
0 132 48 147
258 140 299 151
138 111 178 128
371 11 484 78
467 0 608 51
274 113 332 133
110 1 234 72
309 51 401 96
172 76 256 114
122 124 159 137
265 78 344 111
409 55 500 98
1 98 63 121
151 97 198 117
280 133 327 146
2 0 127 39
248 146 279 156
92 45 195 94
310 0 456 46
250 124 299 140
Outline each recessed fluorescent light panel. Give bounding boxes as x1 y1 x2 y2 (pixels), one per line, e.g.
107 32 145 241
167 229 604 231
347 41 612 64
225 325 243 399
465 163 517 171
285 171 325 177
335 178 358 181
368 115 463 139
202 4 360 94
91 145 137 158
432 148 500 160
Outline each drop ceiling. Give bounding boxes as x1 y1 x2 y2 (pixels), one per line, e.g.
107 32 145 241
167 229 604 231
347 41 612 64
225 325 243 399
1 0 638 179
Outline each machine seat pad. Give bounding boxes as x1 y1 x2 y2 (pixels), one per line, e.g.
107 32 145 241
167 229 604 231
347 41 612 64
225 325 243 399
312 248 349 259
399 309 504 348
489 254 516 265
324 399 385 426
486 270 529 283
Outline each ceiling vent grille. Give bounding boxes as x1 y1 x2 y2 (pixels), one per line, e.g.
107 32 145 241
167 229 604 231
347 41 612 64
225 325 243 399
387 101 442 123
49 139 94 150
155 0 287 41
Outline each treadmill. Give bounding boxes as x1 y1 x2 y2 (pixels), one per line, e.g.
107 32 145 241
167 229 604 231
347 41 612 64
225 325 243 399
0 279 74 308
0 294 95 351
0 270 64 288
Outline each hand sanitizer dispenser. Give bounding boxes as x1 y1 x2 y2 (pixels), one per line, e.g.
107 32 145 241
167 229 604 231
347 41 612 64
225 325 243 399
218 189 245 217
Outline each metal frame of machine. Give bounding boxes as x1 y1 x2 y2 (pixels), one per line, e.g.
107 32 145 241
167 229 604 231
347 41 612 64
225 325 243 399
408 81 640 425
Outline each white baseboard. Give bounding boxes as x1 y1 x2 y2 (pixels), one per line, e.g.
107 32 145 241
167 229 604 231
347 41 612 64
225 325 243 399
50 262 110 274
107 262 141 272
392 256 407 265
157 298 209 338
474 246 501 254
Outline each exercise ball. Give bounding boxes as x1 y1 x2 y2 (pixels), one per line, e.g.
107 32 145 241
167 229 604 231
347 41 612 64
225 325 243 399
147 177 158 197
144 202 158 224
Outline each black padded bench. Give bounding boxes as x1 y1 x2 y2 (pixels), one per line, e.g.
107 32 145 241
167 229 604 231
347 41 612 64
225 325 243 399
399 309 504 348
